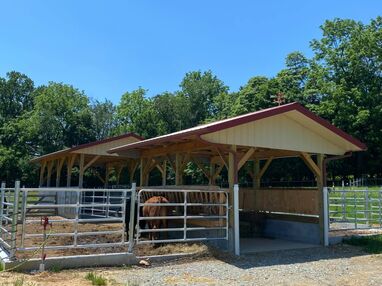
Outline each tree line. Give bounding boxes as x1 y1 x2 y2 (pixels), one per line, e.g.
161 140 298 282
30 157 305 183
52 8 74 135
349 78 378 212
1 17 381 186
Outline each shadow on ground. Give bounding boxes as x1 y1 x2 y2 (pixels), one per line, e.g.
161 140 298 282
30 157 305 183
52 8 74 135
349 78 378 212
148 243 369 270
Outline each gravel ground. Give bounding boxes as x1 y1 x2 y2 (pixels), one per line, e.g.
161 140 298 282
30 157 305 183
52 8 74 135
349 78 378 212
110 244 382 286
0 244 381 285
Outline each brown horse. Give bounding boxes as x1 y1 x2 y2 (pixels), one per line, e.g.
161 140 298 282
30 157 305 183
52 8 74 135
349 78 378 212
142 196 170 240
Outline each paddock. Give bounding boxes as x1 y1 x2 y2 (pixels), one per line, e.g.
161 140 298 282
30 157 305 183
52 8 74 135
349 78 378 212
0 102 367 269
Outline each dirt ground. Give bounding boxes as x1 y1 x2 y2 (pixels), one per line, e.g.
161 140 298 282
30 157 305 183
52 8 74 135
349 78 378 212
14 216 127 259
0 244 381 286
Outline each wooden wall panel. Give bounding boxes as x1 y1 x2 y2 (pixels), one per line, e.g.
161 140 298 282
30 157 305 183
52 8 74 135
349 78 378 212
239 188 319 215
201 112 347 155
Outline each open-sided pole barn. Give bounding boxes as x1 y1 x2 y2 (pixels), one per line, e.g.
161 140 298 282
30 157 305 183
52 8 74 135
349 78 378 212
108 102 366 252
31 133 143 188
29 102 366 255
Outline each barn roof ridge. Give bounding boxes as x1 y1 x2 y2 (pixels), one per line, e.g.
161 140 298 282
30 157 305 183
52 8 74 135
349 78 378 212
108 102 366 153
31 132 143 162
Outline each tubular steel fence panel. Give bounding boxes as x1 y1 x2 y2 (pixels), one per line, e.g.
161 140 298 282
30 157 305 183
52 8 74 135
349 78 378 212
136 188 229 245
328 188 382 231
0 182 135 260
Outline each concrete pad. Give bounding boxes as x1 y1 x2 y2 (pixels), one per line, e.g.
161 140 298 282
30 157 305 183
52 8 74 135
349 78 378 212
240 237 320 254
1 251 138 271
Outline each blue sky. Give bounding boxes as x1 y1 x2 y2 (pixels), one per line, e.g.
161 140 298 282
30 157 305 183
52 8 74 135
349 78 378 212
1 1 381 103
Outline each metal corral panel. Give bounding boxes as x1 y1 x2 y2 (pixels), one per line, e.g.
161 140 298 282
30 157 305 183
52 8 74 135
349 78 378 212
201 111 358 155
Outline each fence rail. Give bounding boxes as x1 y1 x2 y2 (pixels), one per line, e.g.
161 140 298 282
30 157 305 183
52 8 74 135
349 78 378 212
0 183 135 259
328 188 382 230
136 189 229 244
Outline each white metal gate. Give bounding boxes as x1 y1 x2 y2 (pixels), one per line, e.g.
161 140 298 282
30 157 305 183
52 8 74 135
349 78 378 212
135 189 229 244
328 188 382 230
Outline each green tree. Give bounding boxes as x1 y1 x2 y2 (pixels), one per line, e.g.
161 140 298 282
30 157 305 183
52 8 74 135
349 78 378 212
0 71 35 126
26 82 95 154
91 99 117 140
180 70 228 126
307 17 382 176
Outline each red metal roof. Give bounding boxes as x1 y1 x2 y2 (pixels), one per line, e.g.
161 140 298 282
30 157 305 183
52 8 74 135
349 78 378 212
31 132 143 162
108 102 366 153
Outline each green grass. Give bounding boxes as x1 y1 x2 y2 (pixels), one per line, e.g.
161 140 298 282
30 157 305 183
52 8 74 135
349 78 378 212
13 277 24 286
85 272 107 286
344 235 382 254
49 265 61 273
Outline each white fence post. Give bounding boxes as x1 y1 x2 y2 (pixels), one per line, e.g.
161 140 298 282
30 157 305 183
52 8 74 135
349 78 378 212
323 187 329 246
0 182 5 241
10 181 20 259
233 184 240 255
128 183 136 252
365 187 369 226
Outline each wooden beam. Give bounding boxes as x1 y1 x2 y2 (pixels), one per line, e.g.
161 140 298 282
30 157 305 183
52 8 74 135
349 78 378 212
258 157 273 179
93 169 105 184
165 155 176 172
46 160 54 187
253 158 260 189
105 163 112 188
67 155 76 187
191 156 211 180
128 160 138 184
162 160 167 186
84 155 100 171
140 157 154 186
78 154 85 188
39 161 47 187
180 153 190 171
209 161 215 185
55 158 65 187
317 153 325 245
237 148 255 171
141 140 211 158
300 152 321 178
212 163 225 182
115 165 124 184
228 145 237 188
216 148 228 169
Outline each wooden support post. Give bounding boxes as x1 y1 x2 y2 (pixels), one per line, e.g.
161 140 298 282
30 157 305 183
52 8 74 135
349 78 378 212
317 154 325 245
139 158 144 187
56 158 65 187
66 155 76 187
128 160 138 185
139 158 153 187
105 163 111 188
228 145 238 252
46 160 54 187
39 161 47 187
253 159 260 189
209 161 215 185
162 160 167 186
116 165 124 185
78 154 85 188
175 153 183 186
